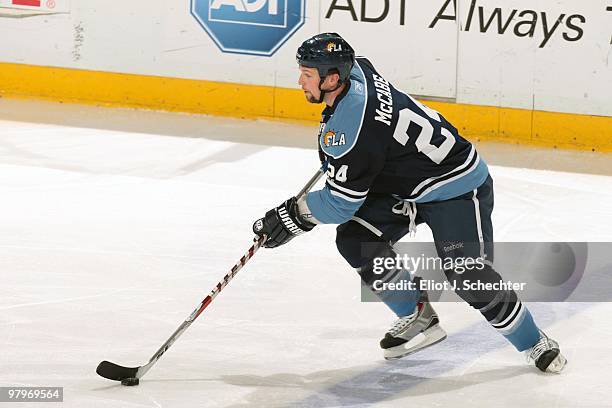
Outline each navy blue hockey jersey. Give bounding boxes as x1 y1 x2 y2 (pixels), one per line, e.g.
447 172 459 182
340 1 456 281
306 57 489 224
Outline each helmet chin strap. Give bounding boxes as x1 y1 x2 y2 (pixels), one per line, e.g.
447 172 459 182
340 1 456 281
316 77 327 104
316 76 343 104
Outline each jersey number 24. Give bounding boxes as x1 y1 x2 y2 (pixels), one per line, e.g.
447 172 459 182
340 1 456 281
392 95 456 164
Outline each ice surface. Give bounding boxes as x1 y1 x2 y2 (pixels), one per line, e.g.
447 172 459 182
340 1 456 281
1 102 611 407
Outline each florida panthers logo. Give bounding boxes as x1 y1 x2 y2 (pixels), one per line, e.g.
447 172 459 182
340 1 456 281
326 42 342 52
323 130 346 147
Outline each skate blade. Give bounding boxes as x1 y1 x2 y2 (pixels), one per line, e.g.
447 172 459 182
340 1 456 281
384 325 447 360
545 353 567 374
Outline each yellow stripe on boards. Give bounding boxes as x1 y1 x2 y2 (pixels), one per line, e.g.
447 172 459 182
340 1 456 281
0 62 274 118
1 62 610 152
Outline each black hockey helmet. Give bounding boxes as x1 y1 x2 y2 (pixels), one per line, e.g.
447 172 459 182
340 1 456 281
296 33 355 84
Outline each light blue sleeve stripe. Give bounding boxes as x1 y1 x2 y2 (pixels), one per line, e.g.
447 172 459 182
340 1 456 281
306 186 365 224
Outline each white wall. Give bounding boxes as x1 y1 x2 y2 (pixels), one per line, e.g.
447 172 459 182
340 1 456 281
455 0 612 116
0 0 610 116
319 1 458 99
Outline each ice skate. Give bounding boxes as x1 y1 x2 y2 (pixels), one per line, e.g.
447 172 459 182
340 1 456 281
525 331 567 373
380 295 447 360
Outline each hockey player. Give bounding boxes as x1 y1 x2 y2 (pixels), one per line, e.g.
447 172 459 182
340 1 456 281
253 33 566 373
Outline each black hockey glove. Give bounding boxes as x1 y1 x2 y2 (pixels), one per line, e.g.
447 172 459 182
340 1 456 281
253 197 315 248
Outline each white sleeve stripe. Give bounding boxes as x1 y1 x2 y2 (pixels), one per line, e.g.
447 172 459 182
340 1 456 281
329 189 368 203
327 178 369 197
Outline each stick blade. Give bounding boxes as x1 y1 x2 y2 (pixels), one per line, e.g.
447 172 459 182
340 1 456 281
96 361 140 381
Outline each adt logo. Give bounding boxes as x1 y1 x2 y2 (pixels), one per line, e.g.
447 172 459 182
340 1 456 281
191 0 306 56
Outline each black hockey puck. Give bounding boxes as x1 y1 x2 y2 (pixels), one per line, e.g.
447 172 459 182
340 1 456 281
121 378 139 386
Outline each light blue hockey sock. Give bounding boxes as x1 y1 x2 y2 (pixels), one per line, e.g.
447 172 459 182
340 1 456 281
377 286 419 317
500 307 541 351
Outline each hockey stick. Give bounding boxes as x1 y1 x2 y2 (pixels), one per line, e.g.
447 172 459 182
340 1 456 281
96 167 324 384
